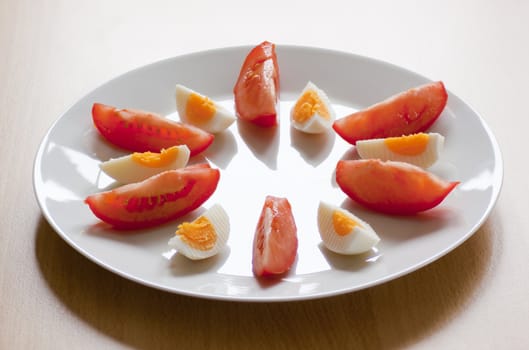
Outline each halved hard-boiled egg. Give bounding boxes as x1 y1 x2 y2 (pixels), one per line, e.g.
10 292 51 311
317 201 380 255
175 84 236 134
100 145 190 184
356 132 444 168
168 204 230 260
290 81 335 134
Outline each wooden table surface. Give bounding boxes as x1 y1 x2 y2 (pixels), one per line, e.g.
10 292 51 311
2 0 527 349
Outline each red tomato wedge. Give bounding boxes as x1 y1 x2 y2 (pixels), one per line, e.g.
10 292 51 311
85 166 220 229
336 159 458 215
233 41 280 127
252 196 298 277
92 103 214 156
333 81 448 145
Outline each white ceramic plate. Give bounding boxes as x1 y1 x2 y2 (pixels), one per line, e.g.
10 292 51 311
33 45 502 302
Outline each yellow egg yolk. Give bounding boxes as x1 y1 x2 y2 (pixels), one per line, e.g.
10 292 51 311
175 216 217 251
185 93 216 125
332 211 360 236
384 133 430 156
131 146 179 168
292 90 330 123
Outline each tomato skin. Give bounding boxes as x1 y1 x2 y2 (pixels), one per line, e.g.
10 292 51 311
85 166 220 230
252 196 298 277
233 41 279 127
336 159 458 215
333 81 448 145
92 103 214 156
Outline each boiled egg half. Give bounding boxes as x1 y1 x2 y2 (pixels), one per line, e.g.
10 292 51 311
317 201 380 255
290 81 335 134
356 132 444 168
175 84 236 134
168 204 230 260
100 145 190 184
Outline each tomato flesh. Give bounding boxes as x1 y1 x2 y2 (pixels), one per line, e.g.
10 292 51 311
336 159 458 215
252 196 298 277
233 41 279 127
85 166 220 229
333 81 448 145
92 103 214 156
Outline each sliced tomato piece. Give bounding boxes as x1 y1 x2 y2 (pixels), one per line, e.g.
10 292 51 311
92 103 214 156
85 166 220 229
252 196 298 277
333 81 448 145
336 159 458 215
233 41 279 127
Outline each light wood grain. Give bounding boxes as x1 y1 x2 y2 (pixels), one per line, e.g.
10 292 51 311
1 0 528 349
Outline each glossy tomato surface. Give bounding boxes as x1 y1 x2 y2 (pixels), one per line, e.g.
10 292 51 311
336 159 458 215
85 165 220 229
333 81 448 145
233 41 279 127
92 103 214 155
252 196 298 277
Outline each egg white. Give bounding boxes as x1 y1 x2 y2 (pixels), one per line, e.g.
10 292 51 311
175 84 236 133
99 145 190 184
168 204 230 260
356 132 444 168
317 201 380 255
290 81 335 134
